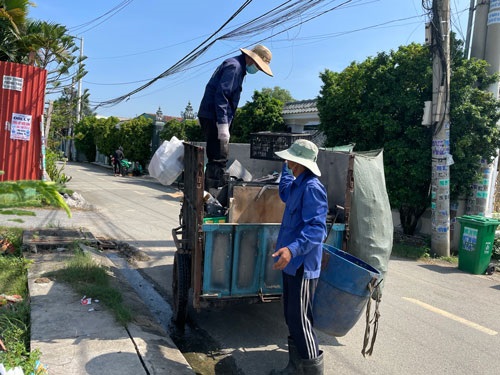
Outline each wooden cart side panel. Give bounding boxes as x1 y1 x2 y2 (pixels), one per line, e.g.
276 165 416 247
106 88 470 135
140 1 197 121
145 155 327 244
182 143 205 309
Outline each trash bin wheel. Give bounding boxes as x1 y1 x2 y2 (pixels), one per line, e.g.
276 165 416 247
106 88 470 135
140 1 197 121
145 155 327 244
172 252 191 326
486 263 496 276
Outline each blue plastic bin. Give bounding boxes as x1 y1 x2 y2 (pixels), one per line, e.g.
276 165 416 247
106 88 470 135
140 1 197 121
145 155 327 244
313 244 381 337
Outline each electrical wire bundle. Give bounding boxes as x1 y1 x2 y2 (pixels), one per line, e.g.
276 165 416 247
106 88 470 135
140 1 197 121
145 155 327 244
93 0 360 108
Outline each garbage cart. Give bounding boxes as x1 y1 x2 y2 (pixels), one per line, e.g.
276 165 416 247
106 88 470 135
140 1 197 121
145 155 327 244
457 215 500 274
171 143 348 326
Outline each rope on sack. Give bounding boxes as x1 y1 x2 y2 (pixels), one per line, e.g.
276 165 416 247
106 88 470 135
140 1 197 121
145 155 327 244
361 278 382 357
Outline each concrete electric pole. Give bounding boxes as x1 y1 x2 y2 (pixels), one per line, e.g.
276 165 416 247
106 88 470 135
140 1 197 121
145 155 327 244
467 0 500 216
430 0 451 257
76 36 84 123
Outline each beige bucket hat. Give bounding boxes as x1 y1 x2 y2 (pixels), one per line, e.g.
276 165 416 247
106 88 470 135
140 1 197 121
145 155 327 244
275 139 321 176
240 45 273 76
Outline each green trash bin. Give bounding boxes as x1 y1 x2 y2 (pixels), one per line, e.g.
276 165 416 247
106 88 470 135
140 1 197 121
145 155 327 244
457 215 500 274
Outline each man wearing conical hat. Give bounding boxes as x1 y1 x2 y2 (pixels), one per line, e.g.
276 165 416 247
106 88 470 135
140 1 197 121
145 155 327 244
198 45 273 192
270 139 327 374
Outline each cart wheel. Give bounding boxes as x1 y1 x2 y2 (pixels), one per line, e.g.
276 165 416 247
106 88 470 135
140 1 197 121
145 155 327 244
172 252 191 326
486 264 496 275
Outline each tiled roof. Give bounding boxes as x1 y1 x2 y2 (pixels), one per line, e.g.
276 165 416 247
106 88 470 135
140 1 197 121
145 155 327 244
282 99 318 115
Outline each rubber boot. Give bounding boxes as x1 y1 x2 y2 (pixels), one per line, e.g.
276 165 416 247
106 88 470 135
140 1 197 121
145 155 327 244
300 350 323 375
269 337 302 375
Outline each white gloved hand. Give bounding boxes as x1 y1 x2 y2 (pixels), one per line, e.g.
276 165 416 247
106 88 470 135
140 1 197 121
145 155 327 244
217 123 230 141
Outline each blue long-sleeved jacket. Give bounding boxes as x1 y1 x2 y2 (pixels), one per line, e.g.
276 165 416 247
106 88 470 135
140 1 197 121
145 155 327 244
276 163 328 279
197 54 246 125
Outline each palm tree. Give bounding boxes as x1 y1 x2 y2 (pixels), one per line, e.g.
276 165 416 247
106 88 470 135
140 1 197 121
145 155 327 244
0 0 30 61
22 20 85 94
0 1 85 95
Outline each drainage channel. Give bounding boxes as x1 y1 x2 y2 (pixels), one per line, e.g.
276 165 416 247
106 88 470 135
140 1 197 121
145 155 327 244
105 252 241 375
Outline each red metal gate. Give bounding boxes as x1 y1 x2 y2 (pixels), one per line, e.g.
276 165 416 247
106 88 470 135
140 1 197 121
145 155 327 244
0 61 47 181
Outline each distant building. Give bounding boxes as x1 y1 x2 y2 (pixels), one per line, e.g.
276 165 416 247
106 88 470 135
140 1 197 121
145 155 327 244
181 101 197 120
282 99 325 147
138 107 183 124
282 99 319 133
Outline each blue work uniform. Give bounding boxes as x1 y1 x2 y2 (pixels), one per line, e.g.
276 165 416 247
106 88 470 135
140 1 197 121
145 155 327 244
198 53 246 125
198 54 247 188
276 162 328 360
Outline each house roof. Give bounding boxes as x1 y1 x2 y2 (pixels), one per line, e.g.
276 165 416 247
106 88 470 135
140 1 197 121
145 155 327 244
282 99 318 115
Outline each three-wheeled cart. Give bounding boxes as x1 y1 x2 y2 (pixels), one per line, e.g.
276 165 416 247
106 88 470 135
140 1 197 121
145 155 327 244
171 142 353 326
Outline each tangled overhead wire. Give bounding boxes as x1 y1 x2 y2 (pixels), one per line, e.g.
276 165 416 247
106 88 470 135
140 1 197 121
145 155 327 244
94 0 357 109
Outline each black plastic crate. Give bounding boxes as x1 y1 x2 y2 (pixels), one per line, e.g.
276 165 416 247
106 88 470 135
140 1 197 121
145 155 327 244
250 131 314 160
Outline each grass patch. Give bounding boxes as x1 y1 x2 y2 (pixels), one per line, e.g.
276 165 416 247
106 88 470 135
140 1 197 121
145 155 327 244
392 234 458 264
0 229 41 373
7 219 25 224
1 227 130 373
392 242 429 259
45 250 132 326
0 209 36 217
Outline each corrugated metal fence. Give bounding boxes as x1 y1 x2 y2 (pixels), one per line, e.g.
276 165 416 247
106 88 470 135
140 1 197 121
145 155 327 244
0 61 47 181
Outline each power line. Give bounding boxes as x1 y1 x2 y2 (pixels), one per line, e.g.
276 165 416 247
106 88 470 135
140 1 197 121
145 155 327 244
94 0 358 108
68 0 134 34
88 0 469 108
94 0 255 108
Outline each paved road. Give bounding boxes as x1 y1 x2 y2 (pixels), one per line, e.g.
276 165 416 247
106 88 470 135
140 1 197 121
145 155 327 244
8 161 500 374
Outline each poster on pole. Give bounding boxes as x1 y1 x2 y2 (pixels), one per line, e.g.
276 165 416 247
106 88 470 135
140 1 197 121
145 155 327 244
10 113 32 141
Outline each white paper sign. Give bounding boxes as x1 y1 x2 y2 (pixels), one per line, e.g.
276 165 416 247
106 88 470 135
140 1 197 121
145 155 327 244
10 113 32 141
2 75 23 91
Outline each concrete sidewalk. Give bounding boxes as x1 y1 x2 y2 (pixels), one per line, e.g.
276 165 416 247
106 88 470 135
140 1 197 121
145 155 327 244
27 248 194 375
0 165 194 374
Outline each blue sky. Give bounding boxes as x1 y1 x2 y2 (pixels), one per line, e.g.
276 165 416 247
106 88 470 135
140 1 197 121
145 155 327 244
28 0 472 119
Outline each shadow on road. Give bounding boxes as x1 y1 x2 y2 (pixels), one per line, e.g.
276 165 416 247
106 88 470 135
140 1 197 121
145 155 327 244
417 263 460 274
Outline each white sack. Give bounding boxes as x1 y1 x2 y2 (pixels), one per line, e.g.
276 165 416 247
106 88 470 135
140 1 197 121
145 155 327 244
148 136 184 185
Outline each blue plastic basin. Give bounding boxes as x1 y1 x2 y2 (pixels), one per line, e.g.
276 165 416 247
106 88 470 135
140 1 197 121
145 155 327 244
313 244 381 337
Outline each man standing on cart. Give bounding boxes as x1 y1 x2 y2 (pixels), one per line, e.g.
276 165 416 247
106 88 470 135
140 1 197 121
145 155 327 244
271 139 328 375
197 45 273 190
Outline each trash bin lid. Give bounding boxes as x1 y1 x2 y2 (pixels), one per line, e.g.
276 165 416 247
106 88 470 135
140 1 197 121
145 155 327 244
457 215 500 227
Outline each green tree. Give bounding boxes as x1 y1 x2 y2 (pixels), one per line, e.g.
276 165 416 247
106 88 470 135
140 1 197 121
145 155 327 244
23 20 85 95
158 118 203 142
94 116 120 159
1 3 84 94
159 119 184 141
184 119 204 142
449 56 500 199
231 89 287 143
317 41 500 235
0 0 30 61
261 86 294 103
74 116 99 162
116 117 153 166
48 85 92 159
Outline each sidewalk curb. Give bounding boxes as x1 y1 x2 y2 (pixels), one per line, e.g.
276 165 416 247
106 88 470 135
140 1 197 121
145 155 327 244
28 246 194 374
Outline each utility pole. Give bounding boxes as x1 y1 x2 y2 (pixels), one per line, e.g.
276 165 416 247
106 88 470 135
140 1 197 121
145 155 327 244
464 0 477 58
467 0 500 216
76 37 84 123
68 36 84 161
430 0 451 257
